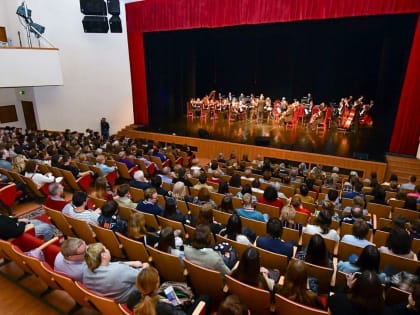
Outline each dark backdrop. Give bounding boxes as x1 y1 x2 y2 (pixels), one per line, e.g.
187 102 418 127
144 14 416 150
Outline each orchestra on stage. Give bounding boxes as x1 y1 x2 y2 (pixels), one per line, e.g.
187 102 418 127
187 91 374 131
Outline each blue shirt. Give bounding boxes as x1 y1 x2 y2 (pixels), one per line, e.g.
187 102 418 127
236 208 267 222
256 236 294 258
136 201 163 215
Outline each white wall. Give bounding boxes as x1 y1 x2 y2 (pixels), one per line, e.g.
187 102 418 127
0 0 134 135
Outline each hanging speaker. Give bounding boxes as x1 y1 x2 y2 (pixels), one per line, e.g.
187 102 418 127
82 16 109 33
107 0 120 15
109 15 122 33
80 0 107 15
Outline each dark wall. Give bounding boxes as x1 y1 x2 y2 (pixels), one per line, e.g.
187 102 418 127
144 14 416 144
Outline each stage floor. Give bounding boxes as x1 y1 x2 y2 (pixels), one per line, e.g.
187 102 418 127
148 113 387 162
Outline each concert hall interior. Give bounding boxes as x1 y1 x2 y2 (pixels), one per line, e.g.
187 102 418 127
143 14 417 162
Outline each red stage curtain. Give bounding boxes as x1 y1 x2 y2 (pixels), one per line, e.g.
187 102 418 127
389 17 420 156
126 0 420 155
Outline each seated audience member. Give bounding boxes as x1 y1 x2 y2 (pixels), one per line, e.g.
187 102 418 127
251 178 264 195
24 159 60 188
407 185 420 203
58 154 93 178
256 218 294 258
342 181 363 200
232 247 275 291
172 167 193 187
218 180 233 197
208 169 222 184
162 197 184 222
317 199 340 222
129 170 151 190
184 224 231 275
337 245 386 283
277 259 325 309
229 174 242 188
219 213 252 245
156 226 184 262
54 237 87 281
63 191 101 224
297 233 333 268
90 176 114 201
405 197 418 211
341 206 373 229
280 203 303 232
342 195 368 217
295 184 315 204
258 186 284 210
325 189 341 209
392 283 420 315
291 195 311 219
159 166 174 185
83 242 149 304
341 219 373 247
0 212 55 241
193 172 215 192
171 181 193 202
45 182 69 210
370 186 388 205
127 212 155 244
150 175 169 197
379 227 416 260
218 295 249 315
114 184 137 208
95 154 117 176
136 188 163 216
98 200 128 235
218 195 236 214
241 167 255 183
117 151 137 170
302 209 340 242
409 219 420 240
236 193 268 222
196 203 224 234
328 270 393 315
236 184 257 205
400 175 417 192
193 187 218 209
129 266 187 315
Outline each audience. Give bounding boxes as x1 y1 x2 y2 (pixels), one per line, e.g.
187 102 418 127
236 193 268 222
256 218 294 258
136 188 163 215
98 199 128 235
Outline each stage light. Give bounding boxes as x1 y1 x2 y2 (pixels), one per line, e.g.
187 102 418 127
29 22 45 38
16 3 32 20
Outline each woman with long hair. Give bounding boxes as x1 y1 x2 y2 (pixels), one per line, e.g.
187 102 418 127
231 247 274 291
278 259 325 309
134 266 186 315
302 234 332 268
218 195 236 214
302 209 340 242
328 270 392 315
156 226 184 262
219 213 252 245
90 176 114 200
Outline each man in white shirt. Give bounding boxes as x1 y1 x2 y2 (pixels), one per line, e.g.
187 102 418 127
54 237 87 281
62 191 100 224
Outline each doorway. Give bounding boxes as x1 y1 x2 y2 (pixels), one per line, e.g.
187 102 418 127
21 101 38 131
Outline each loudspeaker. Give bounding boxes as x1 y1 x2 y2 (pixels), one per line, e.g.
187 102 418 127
82 16 109 33
109 15 122 33
255 136 270 146
80 0 107 15
107 0 120 15
198 128 210 139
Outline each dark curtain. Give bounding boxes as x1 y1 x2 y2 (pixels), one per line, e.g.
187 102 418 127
126 0 420 155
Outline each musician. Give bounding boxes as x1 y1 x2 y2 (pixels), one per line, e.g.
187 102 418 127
278 103 295 125
257 95 265 123
280 97 288 112
272 100 281 121
264 97 272 112
308 102 326 129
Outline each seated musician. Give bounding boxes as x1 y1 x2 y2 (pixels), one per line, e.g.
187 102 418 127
272 100 281 120
278 103 295 125
308 102 326 129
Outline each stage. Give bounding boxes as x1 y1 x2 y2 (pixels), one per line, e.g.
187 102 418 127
146 112 386 162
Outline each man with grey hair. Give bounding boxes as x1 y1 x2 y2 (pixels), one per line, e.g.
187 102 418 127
159 166 174 184
128 170 151 190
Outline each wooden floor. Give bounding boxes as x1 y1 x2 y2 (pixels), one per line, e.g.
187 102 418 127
147 112 388 162
0 194 100 315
